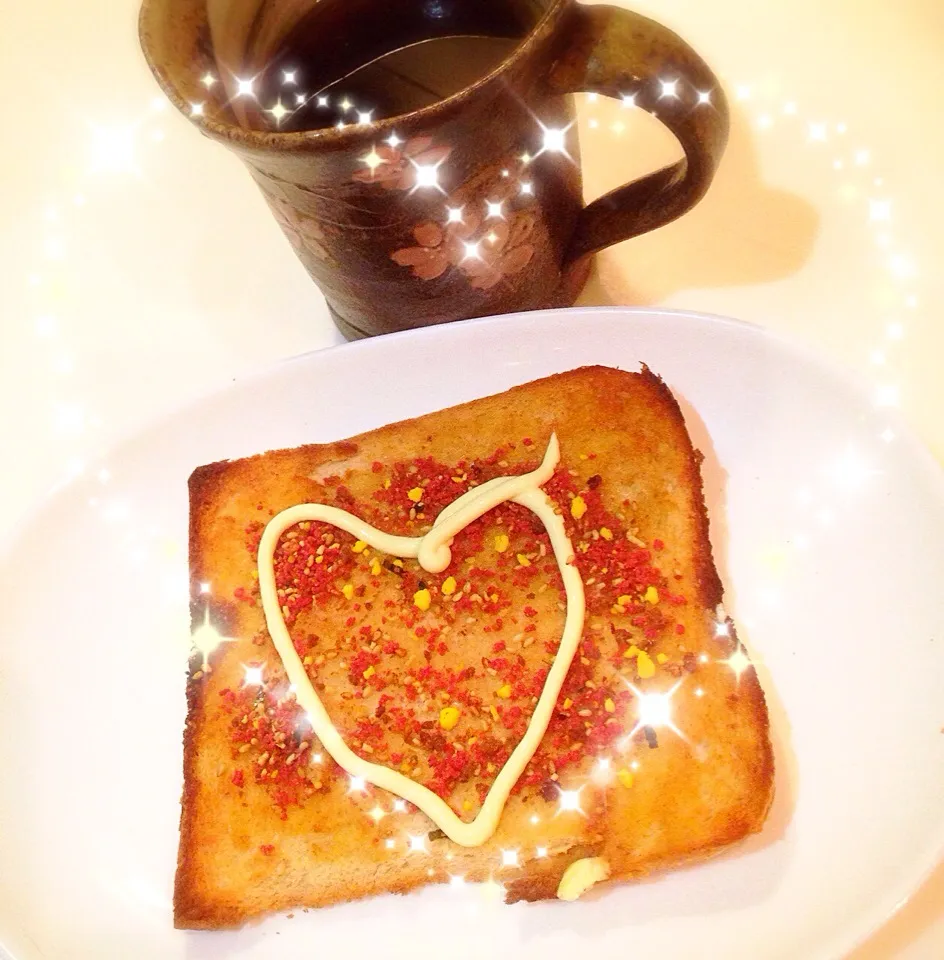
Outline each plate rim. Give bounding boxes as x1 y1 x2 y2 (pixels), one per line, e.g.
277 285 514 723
1 305 942 960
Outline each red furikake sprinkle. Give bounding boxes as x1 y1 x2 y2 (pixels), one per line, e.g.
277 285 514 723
221 441 694 817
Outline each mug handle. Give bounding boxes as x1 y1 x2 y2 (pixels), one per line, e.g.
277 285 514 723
548 4 730 266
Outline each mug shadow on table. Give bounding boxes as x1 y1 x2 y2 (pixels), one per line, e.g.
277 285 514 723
576 102 820 307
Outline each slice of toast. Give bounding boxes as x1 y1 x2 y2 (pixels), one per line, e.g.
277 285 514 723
177 365 773 929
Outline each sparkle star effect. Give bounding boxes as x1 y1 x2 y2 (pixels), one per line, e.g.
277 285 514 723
621 93 637 108
696 90 712 105
888 254 916 280
386 132 403 147
199 581 211 594
536 121 575 159
480 877 505 901
445 205 464 224
591 755 613 785
235 77 255 98
201 72 217 88
874 384 900 408
501 849 519 868
348 775 367 793
409 835 427 854
190 102 206 118
449 874 466 888
825 448 878 492
536 846 548 858
714 621 730 638
316 95 329 107
659 78 679 98
809 122 827 142
520 181 534 196
360 147 386 174
190 608 235 669
409 158 446 193
267 101 290 125
462 241 481 261
485 199 504 219
295 93 307 106
625 681 685 742
557 786 584 815
357 110 374 125
282 70 296 85
88 123 139 176
368 805 385 823
339 97 353 112
723 647 752 682
242 664 264 686
393 799 407 813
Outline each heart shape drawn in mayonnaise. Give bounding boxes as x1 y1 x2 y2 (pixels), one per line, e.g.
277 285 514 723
257 435 586 847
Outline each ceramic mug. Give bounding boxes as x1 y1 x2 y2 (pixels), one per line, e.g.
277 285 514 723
140 0 729 339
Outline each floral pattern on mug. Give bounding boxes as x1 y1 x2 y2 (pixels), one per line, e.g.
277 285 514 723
392 209 535 289
351 135 452 191
382 150 536 290
266 196 335 264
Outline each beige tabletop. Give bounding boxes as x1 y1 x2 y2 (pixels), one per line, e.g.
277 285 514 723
0 0 941 956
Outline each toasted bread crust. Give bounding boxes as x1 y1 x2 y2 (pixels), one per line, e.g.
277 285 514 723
176 366 773 928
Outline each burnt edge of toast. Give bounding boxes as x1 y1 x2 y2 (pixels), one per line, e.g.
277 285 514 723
176 365 775 926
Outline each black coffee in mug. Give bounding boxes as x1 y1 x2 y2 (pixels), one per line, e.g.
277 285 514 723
254 0 541 131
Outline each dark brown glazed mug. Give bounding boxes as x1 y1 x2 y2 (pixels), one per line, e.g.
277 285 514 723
139 0 729 339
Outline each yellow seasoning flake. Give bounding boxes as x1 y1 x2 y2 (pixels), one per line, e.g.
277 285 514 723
644 586 660 604
616 769 634 789
489 704 500 721
462 799 474 812
383 478 391 489
363 665 375 680
604 697 616 713
370 559 382 576
636 650 656 679
656 652 669 665
570 495 588 520
623 644 641 659
517 553 531 567
617 594 632 606
441 576 457 596
439 706 460 730
352 540 368 554
562 697 573 709
341 583 354 601
413 588 432 611
599 527 613 541
407 486 423 502
494 533 510 553
497 683 512 699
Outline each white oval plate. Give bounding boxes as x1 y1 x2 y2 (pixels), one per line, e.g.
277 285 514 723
1 308 942 960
